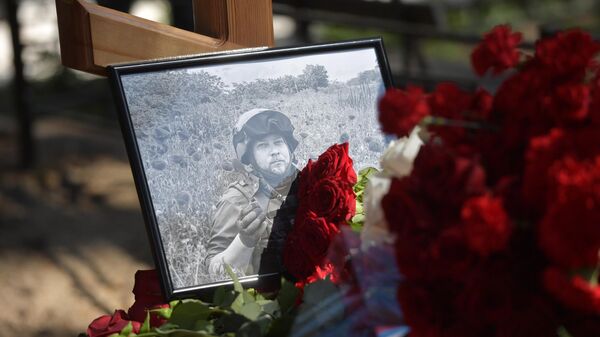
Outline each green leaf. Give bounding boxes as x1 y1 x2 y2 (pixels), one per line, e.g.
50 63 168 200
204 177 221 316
225 265 244 293
557 326 574 337
140 311 151 334
255 315 273 335
213 287 237 308
236 321 262 337
168 300 212 330
239 302 262 321
242 289 255 304
153 307 174 320
153 326 216 337
277 279 300 314
231 293 245 313
120 322 134 336
265 314 294 337
352 213 365 222
349 220 363 232
213 313 250 334
354 201 364 215
193 320 214 334
256 299 279 316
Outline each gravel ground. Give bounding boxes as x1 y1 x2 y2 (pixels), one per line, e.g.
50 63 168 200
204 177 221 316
0 116 154 337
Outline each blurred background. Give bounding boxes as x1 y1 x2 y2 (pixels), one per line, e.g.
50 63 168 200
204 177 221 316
0 0 598 336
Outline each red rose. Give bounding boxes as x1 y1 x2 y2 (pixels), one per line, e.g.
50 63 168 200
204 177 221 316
283 229 318 280
297 215 339 264
87 310 140 337
461 194 512 257
379 86 429 138
543 267 600 315
307 177 355 222
127 269 168 327
471 25 522 76
299 143 356 198
538 156 600 268
535 29 600 79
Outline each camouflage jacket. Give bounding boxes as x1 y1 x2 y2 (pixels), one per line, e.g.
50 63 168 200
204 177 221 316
206 171 296 275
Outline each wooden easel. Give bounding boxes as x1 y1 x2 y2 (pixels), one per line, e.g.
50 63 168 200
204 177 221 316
55 0 275 76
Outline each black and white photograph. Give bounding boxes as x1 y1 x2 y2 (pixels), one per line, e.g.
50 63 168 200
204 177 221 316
110 40 392 296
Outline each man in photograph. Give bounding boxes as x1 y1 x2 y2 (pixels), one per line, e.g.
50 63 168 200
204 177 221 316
206 109 299 276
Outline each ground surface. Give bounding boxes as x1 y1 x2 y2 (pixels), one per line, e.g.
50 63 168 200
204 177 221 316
0 116 154 337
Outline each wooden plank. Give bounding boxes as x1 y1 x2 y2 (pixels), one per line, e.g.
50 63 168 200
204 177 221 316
55 0 274 76
193 0 275 47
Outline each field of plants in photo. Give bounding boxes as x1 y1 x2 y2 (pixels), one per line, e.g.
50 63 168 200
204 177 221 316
121 64 386 288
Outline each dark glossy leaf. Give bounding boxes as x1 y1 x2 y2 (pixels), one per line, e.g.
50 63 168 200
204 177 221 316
213 287 237 308
277 279 300 314
235 321 262 337
169 300 211 330
213 313 250 334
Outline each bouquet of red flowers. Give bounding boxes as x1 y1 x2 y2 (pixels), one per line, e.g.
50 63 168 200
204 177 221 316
379 25 600 337
283 143 357 283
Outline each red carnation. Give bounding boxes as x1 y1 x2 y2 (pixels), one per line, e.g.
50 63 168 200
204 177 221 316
461 194 512 257
471 88 494 120
411 143 486 215
544 82 591 124
471 25 522 76
590 68 600 125
535 29 600 79
379 86 429 137
427 83 472 147
543 267 600 315
538 157 600 268
87 310 140 337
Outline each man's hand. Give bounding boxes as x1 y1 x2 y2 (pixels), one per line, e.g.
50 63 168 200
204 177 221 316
238 201 267 248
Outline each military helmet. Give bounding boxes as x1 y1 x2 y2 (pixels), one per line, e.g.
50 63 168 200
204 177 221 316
233 109 298 165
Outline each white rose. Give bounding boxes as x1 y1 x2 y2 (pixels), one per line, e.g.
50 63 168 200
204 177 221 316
380 126 423 178
360 173 394 248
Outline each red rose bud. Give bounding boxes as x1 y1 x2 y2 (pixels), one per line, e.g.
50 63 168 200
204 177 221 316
87 310 140 337
471 24 522 76
461 195 512 257
379 86 429 138
127 269 169 327
543 267 600 315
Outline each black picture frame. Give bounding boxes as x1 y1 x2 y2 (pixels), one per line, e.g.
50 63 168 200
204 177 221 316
108 38 393 300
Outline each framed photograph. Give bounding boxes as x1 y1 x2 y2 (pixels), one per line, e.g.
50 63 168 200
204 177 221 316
109 38 393 299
